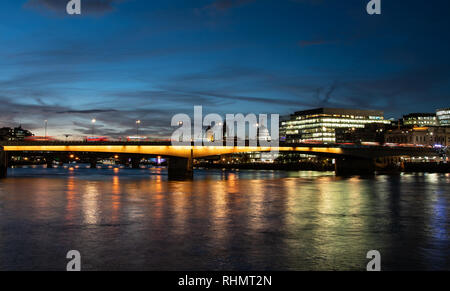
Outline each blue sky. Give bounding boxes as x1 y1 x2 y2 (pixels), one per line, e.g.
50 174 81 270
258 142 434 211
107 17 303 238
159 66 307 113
0 0 449 138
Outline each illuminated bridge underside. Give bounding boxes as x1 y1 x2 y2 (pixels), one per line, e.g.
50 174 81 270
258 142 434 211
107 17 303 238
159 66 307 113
3 145 342 158
2 145 436 159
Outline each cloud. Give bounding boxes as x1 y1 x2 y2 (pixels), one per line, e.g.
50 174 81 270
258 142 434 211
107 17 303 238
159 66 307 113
56 109 118 114
24 0 127 16
0 94 179 138
196 0 257 16
2 63 449 137
317 81 338 106
165 66 349 110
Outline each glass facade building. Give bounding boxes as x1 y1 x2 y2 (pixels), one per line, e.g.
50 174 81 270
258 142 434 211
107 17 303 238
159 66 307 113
437 108 450 126
402 113 438 127
280 108 391 143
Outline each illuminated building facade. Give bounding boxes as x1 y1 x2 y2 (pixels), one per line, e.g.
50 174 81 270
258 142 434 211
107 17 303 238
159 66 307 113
385 127 450 147
437 108 450 126
280 108 391 143
402 113 438 127
335 124 387 144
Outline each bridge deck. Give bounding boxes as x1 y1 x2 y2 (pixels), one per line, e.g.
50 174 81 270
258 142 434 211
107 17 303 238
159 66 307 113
0 141 438 158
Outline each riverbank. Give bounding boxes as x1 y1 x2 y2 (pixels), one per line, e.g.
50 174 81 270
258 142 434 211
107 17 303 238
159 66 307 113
197 162 450 173
196 162 334 171
8 161 450 173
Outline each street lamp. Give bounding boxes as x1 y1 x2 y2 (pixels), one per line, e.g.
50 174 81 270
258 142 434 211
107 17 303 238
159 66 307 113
136 120 141 136
91 119 96 136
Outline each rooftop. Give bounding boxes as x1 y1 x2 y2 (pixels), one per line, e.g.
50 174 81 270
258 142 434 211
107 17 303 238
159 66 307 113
293 108 385 117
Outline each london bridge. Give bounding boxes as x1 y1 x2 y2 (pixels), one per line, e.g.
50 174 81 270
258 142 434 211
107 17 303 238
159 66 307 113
0 140 439 179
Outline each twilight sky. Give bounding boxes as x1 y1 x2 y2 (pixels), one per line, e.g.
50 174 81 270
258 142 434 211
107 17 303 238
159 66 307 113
0 0 449 138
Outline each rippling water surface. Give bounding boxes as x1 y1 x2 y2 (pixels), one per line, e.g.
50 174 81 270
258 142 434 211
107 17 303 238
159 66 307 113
0 167 449 271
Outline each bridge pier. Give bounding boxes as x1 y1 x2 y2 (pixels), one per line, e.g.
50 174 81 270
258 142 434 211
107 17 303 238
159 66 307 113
90 157 97 169
0 146 8 178
168 156 193 180
131 157 141 169
46 158 54 168
335 157 375 176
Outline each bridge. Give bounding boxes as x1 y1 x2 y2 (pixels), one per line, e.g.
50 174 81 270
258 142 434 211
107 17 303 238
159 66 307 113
0 141 439 179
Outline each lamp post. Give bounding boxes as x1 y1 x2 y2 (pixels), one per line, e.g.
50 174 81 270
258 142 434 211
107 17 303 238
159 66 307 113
136 120 141 136
91 119 96 136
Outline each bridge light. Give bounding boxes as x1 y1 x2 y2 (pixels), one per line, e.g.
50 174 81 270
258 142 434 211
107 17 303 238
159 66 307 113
91 119 97 136
136 120 141 136
114 155 119 159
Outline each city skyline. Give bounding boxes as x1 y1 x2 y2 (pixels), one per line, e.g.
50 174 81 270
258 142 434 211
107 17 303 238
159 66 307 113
1 0 450 138
2 105 449 140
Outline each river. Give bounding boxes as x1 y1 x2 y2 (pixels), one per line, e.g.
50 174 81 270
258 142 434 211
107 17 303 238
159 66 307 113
0 167 448 270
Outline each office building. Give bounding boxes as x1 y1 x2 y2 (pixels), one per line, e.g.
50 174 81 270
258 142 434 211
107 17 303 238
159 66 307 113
385 126 450 147
437 108 450 126
280 108 391 143
402 113 438 127
335 124 387 144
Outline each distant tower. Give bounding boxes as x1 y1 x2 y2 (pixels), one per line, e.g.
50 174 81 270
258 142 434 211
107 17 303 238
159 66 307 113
205 125 213 141
223 121 228 138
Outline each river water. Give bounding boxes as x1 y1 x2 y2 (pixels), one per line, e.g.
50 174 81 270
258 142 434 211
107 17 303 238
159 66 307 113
0 167 449 271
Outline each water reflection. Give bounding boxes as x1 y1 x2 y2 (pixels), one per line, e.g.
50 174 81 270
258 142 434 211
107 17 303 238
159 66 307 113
0 168 449 271
82 183 100 225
